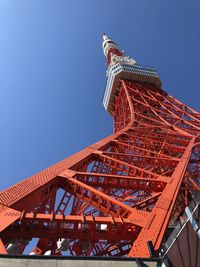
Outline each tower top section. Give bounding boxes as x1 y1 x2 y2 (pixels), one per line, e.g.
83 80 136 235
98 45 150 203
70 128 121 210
102 33 136 67
102 33 162 115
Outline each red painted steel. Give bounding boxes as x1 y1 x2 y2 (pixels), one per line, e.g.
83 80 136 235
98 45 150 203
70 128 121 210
0 38 200 258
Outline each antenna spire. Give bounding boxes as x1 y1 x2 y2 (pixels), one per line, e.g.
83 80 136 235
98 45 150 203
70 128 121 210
102 32 109 41
101 33 136 67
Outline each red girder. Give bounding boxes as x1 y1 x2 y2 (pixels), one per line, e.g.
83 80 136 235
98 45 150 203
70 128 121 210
1 213 137 242
69 172 166 192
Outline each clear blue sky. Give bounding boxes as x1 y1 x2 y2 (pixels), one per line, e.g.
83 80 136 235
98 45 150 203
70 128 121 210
0 0 200 191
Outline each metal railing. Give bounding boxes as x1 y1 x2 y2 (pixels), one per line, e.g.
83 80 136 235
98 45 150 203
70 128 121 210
161 192 200 257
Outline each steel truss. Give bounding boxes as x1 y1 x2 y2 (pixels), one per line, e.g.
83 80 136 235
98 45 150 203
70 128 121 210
0 80 200 257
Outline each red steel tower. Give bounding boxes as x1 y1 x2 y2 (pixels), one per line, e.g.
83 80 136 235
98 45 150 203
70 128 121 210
0 33 200 258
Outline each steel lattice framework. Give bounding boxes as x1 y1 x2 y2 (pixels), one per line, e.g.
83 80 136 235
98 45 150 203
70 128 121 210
0 34 200 258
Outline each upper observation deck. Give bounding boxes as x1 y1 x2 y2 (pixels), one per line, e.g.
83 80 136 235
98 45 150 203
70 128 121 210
103 63 161 115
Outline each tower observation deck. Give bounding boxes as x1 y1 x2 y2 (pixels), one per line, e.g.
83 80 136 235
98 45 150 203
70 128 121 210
0 33 200 262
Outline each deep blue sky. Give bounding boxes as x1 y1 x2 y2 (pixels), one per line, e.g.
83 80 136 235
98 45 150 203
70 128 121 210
0 0 200 191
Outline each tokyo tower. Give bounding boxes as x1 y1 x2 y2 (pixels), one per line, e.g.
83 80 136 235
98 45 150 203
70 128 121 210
0 33 200 259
